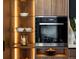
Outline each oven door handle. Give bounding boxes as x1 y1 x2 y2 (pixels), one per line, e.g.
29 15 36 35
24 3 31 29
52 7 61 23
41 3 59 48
39 23 64 25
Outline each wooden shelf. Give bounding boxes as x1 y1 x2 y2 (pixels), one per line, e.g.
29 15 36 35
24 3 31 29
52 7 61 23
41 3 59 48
12 44 35 48
36 54 67 58
11 15 35 17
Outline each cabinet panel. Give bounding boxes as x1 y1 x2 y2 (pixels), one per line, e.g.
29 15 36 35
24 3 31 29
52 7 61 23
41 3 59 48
51 0 68 16
35 0 51 16
69 0 76 17
68 49 76 59
68 57 76 59
3 0 11 59
53 57 65 59
36 57 52 59
51 0 57 16
36 57 67 59
64 0 68 16
35 0 68 16
69 49 76 57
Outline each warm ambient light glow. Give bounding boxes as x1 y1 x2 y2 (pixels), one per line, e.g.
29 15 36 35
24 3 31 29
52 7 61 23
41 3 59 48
32 0 35 59
13 0 19 59
13 0 35 59
32 48 35 59
33 0 35 44
14 0 18 44
14 48 20 59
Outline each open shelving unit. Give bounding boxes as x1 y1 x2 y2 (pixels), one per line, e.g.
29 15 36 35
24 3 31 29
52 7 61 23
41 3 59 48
35 47 68 59
10 0 35 59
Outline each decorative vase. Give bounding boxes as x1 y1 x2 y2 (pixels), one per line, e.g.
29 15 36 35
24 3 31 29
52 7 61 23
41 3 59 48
21 35 28 46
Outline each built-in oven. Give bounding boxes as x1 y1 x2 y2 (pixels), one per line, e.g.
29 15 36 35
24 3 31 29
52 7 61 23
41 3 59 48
35 16 68 47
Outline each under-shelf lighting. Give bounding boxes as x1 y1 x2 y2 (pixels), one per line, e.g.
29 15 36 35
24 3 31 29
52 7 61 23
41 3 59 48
13 0 19 59
33 0 35 44
14 49 17 59
14 0 18 44
14 48 20 59
32 0 35 59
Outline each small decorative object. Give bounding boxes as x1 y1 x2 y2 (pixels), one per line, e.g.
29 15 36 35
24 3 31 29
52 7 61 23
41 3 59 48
25 28 32 32
16 27 24 32
16 27 32 45
45 48 56 56
36 49 42 54
20 13 29 17
16 27 32 32
21 35 28 46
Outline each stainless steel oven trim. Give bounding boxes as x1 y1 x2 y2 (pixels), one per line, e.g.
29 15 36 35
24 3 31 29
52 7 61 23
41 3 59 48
39 23 64 25
35 16 57 18
35 43 67 47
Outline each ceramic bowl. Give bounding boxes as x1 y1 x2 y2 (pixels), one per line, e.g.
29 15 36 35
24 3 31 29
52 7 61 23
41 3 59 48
20 13 29 17
25 28 32 32
16 28 24 32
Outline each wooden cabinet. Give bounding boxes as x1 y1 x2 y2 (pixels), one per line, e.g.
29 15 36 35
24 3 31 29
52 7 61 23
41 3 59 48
10 0 35 59
68 49 76 59
35 0 68 16
70 49 76 57
35 48 68 59
68 49 76 57
3 0 11 59
53 57 65 59
36 57 67 59
68 57 76 59
51 0 68 16
35 0 51 16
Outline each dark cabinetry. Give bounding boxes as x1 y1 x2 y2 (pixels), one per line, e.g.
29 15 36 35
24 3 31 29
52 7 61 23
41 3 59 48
69 0 76 17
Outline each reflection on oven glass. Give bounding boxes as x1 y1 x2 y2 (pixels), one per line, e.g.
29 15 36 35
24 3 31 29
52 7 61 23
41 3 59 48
41 26 57 43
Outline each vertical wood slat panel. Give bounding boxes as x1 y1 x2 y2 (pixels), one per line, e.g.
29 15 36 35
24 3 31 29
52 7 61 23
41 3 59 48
35 0 68 16
3 0 11 59
35 0 51 16
51 0 68 16
35 0 44 16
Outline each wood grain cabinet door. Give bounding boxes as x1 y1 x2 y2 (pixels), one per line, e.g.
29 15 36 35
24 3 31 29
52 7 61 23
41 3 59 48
53 57 65 59
70 49 76 57
35 0 68 16
68 49 76 59
35 57 51 59
35 0 51 16
51 0 68 16
68 57 76 59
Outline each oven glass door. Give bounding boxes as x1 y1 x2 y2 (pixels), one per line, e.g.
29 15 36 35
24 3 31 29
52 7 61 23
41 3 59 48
39 22 67 43
40 25 57 43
